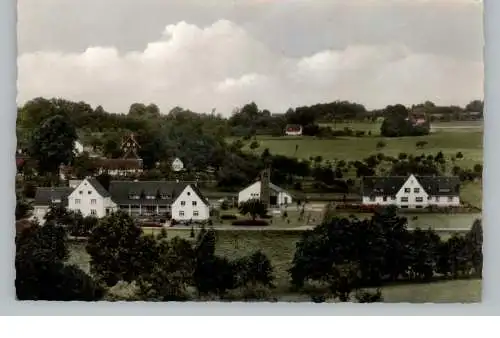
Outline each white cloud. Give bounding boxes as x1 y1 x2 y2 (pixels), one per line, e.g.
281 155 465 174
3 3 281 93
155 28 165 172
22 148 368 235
17 20 483 115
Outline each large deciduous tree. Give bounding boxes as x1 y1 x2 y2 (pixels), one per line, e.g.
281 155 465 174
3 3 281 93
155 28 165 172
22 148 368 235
86 211 144 287
16 223 103 301
28 114 78 173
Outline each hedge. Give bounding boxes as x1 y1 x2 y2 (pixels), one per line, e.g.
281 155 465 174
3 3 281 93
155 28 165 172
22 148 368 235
220 214 238 220
231 220 269 226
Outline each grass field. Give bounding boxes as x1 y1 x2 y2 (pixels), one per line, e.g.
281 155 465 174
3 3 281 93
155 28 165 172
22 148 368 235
67 227 481 303
243 130 483 169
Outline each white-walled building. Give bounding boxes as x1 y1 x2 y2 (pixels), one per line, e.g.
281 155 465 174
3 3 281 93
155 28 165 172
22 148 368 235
284 124 303 136
67 178 118 218
238 181 293 207
361 174 461 209
32 187 74 224
107 180 210 221
171 184 210 221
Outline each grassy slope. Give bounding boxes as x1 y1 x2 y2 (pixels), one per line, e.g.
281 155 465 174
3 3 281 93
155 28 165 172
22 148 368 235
68 228 481 303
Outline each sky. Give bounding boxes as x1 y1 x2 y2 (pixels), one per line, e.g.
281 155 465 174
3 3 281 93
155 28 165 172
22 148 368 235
17 0 484 115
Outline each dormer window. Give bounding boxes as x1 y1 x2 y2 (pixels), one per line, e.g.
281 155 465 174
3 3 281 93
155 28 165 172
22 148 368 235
51 199 61 203
129 193 140 200
161 193 169 199
146 195 155 200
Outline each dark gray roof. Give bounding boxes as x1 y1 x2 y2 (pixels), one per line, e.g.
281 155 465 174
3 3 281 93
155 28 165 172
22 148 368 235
33 187 74 206
418 176 461 196
361 177 407 196
86 178 111 197
361 176 460 197
108 180 208 206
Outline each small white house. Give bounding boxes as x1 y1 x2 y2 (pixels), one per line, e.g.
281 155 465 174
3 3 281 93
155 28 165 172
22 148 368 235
285 124 303 136
32 187 74 224
171 184 210 221
67 177 118 218
361 174 461 209
238 181 293 207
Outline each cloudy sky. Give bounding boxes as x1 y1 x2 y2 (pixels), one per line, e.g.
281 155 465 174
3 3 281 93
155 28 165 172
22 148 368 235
17 0 484 115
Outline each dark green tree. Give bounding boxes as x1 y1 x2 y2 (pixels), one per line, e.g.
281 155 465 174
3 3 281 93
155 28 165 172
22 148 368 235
238 199 267 220
28 115 78 173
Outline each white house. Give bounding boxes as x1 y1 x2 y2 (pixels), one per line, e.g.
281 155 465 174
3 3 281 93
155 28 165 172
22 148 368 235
171 184 211 221
32 187 74 224
67 177 118 218
284 124 303 136
361 174 461 209
238 180 293 207
108 180 210 222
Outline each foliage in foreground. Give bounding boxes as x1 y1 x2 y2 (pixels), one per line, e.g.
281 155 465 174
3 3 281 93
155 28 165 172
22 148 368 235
15 222 104 301
290 206 482 302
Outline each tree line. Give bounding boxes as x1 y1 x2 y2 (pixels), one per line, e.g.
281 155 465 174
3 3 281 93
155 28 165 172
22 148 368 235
16 205 482 302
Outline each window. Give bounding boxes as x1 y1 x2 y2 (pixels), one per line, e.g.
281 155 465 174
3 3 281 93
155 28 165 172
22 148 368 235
91 199 96 205
146 195 155 200
192 201 197 206
179 211 185 217
401 197 409 202
193 211 199 217
416 197 424 202
404 188 410 193
382 196 388 202
90 209 97 215
88 191 92 194
187 192 191 196
414 188 420 193
392 196 396 200
79 190 83 195
75 199 81 204
435 196 440 202
181 201 186 206
448 196 453 202
369 196 376 202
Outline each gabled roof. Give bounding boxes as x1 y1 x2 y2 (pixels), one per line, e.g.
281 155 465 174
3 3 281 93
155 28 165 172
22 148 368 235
361 175 461 197
361 176 407 196
108 180 191 205
84 178 111 197
33 187 74 206
187 184 210 205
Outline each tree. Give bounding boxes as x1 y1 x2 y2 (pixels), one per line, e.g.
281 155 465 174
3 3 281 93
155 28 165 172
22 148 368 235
465 219 483 277
15 198 32 220
16 223 103 300
86 211 144 287
136 236 195 301
376 141 386 149
234 250 275 288
28 115 78 173
238 199 267 220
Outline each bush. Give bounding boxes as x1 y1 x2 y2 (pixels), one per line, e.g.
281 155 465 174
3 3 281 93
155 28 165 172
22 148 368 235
220 214 238 220
231 220 269 226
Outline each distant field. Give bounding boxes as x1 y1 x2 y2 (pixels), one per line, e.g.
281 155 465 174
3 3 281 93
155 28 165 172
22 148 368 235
68 229 481 303
241 130 483 168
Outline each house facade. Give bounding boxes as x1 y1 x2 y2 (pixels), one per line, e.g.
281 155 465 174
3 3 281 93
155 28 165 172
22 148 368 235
108 180 210 221
67 178 117 218
32 187 74 224
238 181 293 207
361 174 461 209
284 124 303 136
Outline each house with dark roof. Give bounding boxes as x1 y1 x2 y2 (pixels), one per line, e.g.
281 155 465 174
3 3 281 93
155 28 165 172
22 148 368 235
361 174 461 208
67 177 118 218
33 186 74 223
284 124 303 136
108 180 210 221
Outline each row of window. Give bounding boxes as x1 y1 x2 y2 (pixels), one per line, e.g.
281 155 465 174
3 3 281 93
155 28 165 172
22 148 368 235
370 196 454 202
74 199 96 205
404 188 420 193
179 210 199 217
180 201 197 206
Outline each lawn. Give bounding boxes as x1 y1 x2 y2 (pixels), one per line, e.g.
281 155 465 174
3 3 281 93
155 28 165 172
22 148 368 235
243 130 483 169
